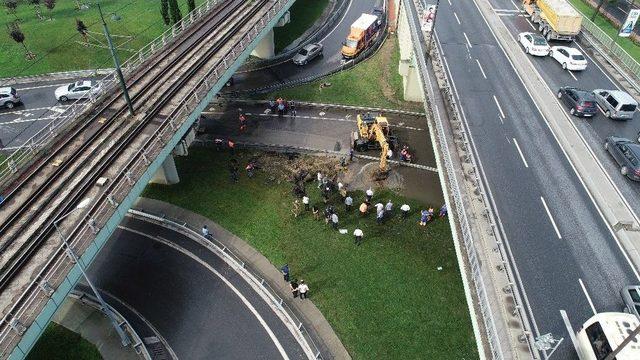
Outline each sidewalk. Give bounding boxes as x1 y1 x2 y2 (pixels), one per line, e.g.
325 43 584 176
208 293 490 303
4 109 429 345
133 197 351 360
53 297 138 360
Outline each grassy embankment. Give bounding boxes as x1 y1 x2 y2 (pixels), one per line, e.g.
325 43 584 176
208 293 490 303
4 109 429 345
1 0 206 78
144 149 478 359
26 322 102 360
273 0 330 53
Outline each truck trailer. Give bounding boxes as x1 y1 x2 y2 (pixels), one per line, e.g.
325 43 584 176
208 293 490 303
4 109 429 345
523 0 582 41
341 13 380 59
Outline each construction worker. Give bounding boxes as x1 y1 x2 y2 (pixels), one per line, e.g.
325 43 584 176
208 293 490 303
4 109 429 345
228 138 236 155
239 113 247 132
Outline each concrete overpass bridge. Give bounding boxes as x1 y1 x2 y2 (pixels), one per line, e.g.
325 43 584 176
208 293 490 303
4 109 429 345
0 0 294 357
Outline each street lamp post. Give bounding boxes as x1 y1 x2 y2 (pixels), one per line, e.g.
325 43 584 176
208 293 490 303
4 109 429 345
53 198 131 347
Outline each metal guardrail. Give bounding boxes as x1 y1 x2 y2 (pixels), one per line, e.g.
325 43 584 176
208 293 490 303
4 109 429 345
0 0 225 190
127 208 323 359
69 289 151 360
0 1 290 357
407 1 539 359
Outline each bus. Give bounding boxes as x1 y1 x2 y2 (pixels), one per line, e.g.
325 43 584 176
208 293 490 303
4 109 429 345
575 312 640 360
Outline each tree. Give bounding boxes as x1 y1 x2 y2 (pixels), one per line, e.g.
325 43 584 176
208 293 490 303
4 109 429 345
76 18 88 44
4 0 17 14
187 0 195 13
160 0 170 25
7 21 35 60
43 0 55 19
30 0 44 20
168 0 181 24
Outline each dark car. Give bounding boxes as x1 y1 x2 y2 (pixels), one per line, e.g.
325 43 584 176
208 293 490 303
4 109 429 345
620 285 640 320
605 136 640 180
557 87 598 117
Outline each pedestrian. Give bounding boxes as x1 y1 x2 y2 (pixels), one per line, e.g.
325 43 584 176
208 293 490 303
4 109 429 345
317 171 323 188
246 162 255 178
281 264 290 282
427 207 435 222
202 225 209 238
292 200 301 218
312 205 320 220
302 195 310 211
401 203 411 219
331 212 339 229
377 209 384 224
269 99 276 111
349 148 354 162
420 209 429 226
338 182 344 192
214 138 224 151
228 138 236 155
439 204 448 217
290 280 299 298
323 186 330 204
359 202 368 216
345 195 353 211
229 162 239 183
366 187 374 203
387 148 393 159
385 200 393 218
239 113 247 132
298 280 309 300
375 202 384 214
289 100 297 118
353 228 363 246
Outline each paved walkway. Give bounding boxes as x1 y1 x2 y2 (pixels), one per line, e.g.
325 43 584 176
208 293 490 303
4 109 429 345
133 197 351 360
53 297 139 360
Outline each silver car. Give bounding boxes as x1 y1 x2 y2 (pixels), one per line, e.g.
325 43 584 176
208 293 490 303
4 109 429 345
292 43 323 66
593 89 638 120
0 87 21 109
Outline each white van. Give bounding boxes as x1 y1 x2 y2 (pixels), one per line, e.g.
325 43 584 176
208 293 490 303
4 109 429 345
593 89 638 120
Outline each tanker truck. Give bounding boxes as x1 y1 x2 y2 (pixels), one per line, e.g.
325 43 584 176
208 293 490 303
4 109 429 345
523 0 582 41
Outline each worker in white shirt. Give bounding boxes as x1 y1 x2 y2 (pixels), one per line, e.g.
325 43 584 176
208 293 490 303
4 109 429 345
298 280 310 300
202 225 209 238
345 196 353 211
331 213 339 229
353 228 363 246
302 195 310 211
401 204 410 219
385 200 393 218
366 187 374 203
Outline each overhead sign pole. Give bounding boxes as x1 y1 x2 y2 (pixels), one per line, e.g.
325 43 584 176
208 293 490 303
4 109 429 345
619 9 640 37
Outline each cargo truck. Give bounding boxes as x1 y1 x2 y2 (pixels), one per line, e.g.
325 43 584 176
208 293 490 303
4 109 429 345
341 13 380 59
523 0 582 41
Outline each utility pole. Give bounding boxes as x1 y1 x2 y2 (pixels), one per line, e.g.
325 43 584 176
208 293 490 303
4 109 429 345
98 4 134 116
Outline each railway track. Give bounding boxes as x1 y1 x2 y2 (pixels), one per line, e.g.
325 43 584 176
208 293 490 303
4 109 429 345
0 0 270 303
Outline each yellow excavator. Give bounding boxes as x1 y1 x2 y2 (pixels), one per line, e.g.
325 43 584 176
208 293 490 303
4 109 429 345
351 113 398 173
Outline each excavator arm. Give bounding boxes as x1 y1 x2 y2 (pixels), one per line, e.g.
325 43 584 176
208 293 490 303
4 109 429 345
373 124 389 172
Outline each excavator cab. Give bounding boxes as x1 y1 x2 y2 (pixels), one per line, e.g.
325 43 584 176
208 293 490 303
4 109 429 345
352 114 398 152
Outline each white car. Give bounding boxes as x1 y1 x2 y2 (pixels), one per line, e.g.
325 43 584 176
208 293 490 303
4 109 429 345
549 46 587 71
518 32 551 57
55 80 100 102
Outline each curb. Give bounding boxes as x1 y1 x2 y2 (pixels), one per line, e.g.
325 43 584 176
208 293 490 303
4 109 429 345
224 99 426 116
1 69 114 86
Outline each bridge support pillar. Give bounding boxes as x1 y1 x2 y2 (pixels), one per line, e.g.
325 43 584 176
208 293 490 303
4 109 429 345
251 29 275 59
397 0 423 102
150 155 180 185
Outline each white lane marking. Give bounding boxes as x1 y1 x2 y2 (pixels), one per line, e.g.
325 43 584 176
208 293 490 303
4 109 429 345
475 59 487 79
493 95 505 118
510 0 520 9
447 0 452 6
513 138 529 168
617 6 629 14
123 230 292 360
526 18 536 30
0 105 70 116
463 32 473 48
560 310 578 349
50 106 66 113
568 70 577 81
0 116 59 125
541 197 562 239
15 83 68 91
494 9 520 12
578 278 597 315
573 41 621 90
478 0 640 282
454 11 461 24
318 0 353 43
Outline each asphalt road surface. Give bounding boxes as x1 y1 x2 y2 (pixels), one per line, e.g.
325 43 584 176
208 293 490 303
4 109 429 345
87 216 309 360
432 1 639 358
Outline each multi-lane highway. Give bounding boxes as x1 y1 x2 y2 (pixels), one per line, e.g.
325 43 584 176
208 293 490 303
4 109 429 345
432 0 640 358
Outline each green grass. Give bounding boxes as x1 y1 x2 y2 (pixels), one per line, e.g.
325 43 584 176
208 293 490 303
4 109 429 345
0 0 206 78
568 0 640 63
143 149 478 359
264 36 423 111
26 322 102 360
274 0 329 53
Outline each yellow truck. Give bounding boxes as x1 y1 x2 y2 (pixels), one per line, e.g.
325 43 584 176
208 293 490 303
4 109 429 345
341 13 381 59
523 0 582 41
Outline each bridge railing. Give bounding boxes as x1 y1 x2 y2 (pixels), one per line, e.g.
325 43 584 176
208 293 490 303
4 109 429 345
128 208 323 359
0 0 225 192
0 1 291 357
